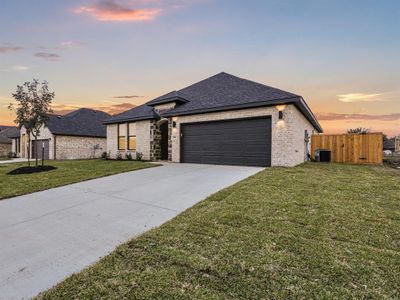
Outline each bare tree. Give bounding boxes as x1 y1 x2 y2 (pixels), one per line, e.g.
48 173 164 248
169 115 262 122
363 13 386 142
347 127 370 134
9 79 54 167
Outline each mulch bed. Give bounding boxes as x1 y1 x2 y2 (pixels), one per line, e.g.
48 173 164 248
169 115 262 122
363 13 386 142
7 166 57 175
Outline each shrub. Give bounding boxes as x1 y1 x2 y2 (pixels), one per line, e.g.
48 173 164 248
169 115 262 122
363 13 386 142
7 152 17 159
101 151 111 160
125 152 133 160
116 152 123 160
136 152 143 161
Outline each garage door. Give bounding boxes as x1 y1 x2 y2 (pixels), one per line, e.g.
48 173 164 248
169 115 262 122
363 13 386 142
32 139 50 160
181 117 271 167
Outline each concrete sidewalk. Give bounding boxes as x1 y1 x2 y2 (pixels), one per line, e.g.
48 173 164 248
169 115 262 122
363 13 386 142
0 163 263 299
0 158 29 164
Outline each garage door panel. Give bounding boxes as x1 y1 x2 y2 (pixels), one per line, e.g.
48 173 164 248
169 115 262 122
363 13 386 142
32 139 50 160
181 117 271 167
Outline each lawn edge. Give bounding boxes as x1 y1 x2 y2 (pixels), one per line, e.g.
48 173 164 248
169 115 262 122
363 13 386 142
0 162 160 201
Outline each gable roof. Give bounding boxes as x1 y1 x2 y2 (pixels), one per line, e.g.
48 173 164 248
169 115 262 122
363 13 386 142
47 108 110 137
104 72 322 132
146 91 189 106
104 104 158 124
0 127 19 144
0 125 13 132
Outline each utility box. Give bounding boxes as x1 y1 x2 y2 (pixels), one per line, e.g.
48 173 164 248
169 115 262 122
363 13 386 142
315 149 331 162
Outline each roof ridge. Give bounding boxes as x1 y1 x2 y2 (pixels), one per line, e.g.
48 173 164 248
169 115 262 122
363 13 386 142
217 72 300 98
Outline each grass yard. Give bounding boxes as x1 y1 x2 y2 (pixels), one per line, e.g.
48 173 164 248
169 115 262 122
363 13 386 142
37 163 400 299
0 160 155 200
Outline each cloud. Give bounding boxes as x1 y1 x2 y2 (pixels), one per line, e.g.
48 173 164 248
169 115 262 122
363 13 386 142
12 65 29 72
59 41 85 48
337 93 389 103
316 113 400 121
113 95 144 99
0 65 29 72
34 52 61 61
0 47 23 53
51 102 136 116
73 0 161 22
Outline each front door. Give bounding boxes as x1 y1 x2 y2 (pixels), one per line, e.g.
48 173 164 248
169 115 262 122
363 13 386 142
160 122 169 160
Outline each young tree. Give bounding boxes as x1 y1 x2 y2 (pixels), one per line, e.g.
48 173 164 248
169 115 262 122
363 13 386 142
347 127 370 134
9 79 54 167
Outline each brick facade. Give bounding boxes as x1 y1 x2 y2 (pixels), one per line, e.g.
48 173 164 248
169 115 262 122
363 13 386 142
107 104 317 167
20 125 106 160
107 120 152 160
55 136 106 160
0 143 11 157
170 104 315 167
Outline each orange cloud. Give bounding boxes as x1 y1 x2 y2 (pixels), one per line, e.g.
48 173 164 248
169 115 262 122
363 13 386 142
51 102 136 116
316 113 400 121
337 93 390 103
73 0 161 22
316 113 400 137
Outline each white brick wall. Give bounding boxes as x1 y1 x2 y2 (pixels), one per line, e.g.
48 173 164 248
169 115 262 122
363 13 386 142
20 125 55 159
55 136 106 160
171 104 317 167
106 104 319 167
107 120 151 160
153 102 176 113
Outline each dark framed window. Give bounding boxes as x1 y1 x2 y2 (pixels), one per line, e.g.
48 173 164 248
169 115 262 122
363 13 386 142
118 123 126 150
128 123 136 150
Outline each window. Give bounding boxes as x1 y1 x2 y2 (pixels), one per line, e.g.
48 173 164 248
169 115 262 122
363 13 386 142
118 123 126 150
128 122 136 150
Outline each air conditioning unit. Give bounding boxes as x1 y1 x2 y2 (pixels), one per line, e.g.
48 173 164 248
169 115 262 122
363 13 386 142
314 149 331 162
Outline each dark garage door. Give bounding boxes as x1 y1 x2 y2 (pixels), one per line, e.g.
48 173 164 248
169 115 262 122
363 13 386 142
32 139 50 160
181 117 271 167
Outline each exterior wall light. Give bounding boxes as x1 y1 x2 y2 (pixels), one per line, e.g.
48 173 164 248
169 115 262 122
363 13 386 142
172 121 177 128
279 110 283 120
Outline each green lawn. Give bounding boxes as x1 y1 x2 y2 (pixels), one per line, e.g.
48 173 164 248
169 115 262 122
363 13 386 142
0 160 155 200
37 163 400 299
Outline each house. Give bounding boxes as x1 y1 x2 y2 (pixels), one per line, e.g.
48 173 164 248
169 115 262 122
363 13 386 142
383 138 395 153
0 126 19 157
19 108 110 160
105 72 322 167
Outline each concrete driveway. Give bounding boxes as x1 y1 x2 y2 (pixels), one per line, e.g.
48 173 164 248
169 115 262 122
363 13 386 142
0 163 263 299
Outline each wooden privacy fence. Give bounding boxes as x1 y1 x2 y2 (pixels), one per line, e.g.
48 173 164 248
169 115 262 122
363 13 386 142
311 133 383 164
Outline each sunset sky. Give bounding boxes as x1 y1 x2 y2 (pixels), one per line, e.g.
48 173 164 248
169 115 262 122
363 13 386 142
0 0 399 136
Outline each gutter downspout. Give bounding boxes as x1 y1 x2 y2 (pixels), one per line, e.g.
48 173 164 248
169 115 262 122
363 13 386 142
54 135 57 160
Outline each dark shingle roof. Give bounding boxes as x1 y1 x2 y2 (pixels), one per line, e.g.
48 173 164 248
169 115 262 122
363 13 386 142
104 103 159 124
47 108 110 137
0 127 19 144
146 91 189 106
0 125 13 132
164 72 299 113
105 72 322 132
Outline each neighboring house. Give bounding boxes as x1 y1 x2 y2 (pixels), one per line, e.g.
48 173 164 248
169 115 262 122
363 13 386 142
0 126 19 157
105 72 323 167
383 138 395 152
19 108 110 160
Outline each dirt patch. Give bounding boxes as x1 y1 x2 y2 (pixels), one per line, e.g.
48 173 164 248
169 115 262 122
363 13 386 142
7 166 57 175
